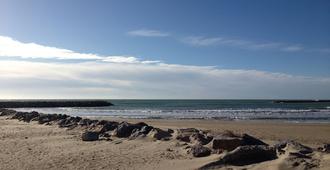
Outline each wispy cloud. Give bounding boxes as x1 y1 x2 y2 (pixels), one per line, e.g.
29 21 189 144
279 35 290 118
281 45 304 52
181 36 319 53
0 35 160 64
127 29 170 37
181 36 223 46
181 36 283 50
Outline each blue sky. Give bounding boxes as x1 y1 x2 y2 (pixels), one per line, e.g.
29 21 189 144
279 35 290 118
0 0 329 99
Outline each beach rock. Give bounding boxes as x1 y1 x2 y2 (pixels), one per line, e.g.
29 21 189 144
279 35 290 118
211 136 243 151
189 133 213 145
241 134 268 146
96 120 109 125
221 145 277 165
0 109 17 116
81 131 99 141
99 121 119 134
175 128 200 142
129 125 154 139
147 128 171 140
58 116 81 128
140 125 153 134
322 144 330 153
200 145 277 169
78 119 92 126
113 122 136 138
274 140 313 154
189 144 211 157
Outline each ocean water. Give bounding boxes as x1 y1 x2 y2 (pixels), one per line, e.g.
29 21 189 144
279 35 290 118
13 100 330 123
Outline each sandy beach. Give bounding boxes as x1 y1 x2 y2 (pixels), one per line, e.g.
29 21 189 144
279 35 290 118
1 112 330 170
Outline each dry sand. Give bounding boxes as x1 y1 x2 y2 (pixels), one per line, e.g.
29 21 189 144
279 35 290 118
0 116 329 170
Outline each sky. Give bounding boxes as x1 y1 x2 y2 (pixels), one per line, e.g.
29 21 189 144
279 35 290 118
0 0 329 99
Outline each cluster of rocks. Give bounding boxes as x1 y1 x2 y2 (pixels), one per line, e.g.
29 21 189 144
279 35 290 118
0 108 171 141
0 108 328 168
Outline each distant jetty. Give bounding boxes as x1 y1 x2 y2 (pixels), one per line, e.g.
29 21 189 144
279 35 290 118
273 100 330 103
0 100 113 108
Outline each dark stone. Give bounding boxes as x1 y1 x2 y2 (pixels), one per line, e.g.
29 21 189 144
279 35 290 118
57 116 81 128
81 131 99 141
211 136 243 151
189 133 213 145
189 144 211 157
274 140 313 155
140 126 153 134
175 128 200 142
200 145 277 169
0 109 17 116
241 134 268 146
12 111 40 122
99 121 119 134
113 121 149 138
147 128 172 140
322 144 330 153
113 122 136 138
167 129 174 134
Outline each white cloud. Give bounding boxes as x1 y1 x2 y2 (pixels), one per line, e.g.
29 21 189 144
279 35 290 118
127 29 170 37
0 35 329 99
0 60 329 99
0 35 161 64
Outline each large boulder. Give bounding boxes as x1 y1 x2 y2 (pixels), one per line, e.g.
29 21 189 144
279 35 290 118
189 144 211 157
211 136 243 151
221 145 277 165
189 133 213 145
113 122 150 138
81 131 99 141
274 140 313 154
200 145 277 169
241 134 268 146
147 128 172 140
57 116 81 128
322 144 330 153
175 128 200 142
99 121 119 134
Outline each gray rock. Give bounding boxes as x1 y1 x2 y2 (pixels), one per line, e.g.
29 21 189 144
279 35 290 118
81 131 99 141
190 133 213 145
274 140 313 154
175 128 200 142
323 144 330 153
199 145 277 169
221 145 277 165
189 144 211 157
99 121 119 134
241 134 268 146
113 122 150 138
211 136 243 151
147 128 172 140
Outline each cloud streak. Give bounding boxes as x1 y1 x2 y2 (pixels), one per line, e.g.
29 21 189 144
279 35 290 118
127 29 170 37
0 35 159 64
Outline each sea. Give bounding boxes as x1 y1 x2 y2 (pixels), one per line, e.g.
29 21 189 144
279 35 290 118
12 100 330 123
